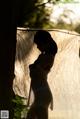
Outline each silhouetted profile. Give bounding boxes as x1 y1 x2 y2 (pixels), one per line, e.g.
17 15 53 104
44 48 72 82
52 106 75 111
27 30 58 119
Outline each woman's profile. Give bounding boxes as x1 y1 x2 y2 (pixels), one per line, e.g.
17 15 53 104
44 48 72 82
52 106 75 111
26 30 58 119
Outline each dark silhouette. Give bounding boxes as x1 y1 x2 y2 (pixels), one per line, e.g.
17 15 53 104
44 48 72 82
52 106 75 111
27 30 58 119
0 2 17 118
0 0 28 118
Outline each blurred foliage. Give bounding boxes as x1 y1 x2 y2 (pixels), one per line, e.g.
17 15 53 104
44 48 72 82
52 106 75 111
12 95 29 119
59 0 77 3
18 0 60 28
75 24 80 34
18 0 77 28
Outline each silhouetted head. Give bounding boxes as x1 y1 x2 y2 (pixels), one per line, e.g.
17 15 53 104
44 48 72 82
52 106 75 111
34 30 58 55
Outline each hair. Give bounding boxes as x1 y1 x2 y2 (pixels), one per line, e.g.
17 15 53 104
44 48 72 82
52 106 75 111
34 30 58 55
